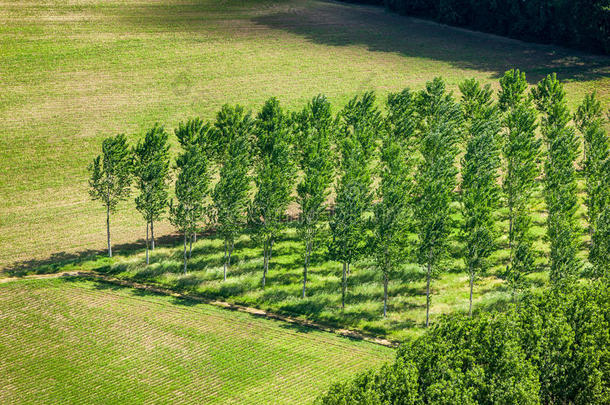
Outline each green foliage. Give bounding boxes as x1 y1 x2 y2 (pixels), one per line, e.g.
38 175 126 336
499 70 541 295
88 133 132 257
371 88 417 317
212 104 254 281
132 123 170 262
329 92 380 308
381 0 610 53
459 78 501 316
591 206 610 279
294 95 336 298
319 283 610 404
174 117 217 160
249 97 297 288
533 74 581 288
413 78 461 326
576 93 609 243
170 144 210 273
88 133 132 213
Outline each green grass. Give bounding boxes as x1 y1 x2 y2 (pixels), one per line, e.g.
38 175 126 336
0 277 393 403
1 0 608 270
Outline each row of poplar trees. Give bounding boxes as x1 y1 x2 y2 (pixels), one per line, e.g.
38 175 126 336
89 70 609 323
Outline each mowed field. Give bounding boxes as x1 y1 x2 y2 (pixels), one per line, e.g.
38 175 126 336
0 277 394 403
1 0 609 271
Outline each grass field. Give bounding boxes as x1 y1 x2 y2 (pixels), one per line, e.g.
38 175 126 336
1 0 608 271
0 277 393 403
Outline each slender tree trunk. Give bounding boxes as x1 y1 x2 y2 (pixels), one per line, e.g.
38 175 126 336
151 220 155 250
229 241 233 266
346 262 350 293
189 232 193 258
106 205 112 257
193 232 197 243
302 241 311 299
145 221 150 265
223 240 228 281
262 241 269 288
183 232 188 274
469 266 474 317
425 248 432 327
383 272 388 318
341 262 347 310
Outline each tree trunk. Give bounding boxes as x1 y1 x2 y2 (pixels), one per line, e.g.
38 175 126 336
269 239 274 261
383 272 388 318
183 232 188 274
106 205 112 257
223 240 228 282
145 221 149 265
193 232 197 243
229 241 233 266
341 262 347 310
302 241 311 299
425 249 432 327
469 266 474 317
151 220 155 250
262 241 269 288
189 232 193 258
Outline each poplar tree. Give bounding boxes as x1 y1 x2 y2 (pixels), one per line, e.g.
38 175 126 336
575 93 609 241
294 95 335 298
372 89 417 317
459 79 501 316
533 74 581 288
248 98 296 288
132 124 170 265
499 69 541 295
414 78 461 327
212 104 253 281
329 92 380 310
170 145 209 274
175 118 215 243
88 134 132 258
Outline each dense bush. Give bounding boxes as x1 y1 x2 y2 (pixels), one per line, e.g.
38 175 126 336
348 0 610 54
317 282 610 404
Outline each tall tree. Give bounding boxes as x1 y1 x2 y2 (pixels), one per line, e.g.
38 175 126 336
372 88 417 317
459 79 502 316
329 92 380 310
88 134 132 257
169 145 209 273
414 78 461 327
575 93 609 239
174 118 215 243
212 104 253 281
294 95 335 298
532 73 581 288
132 124 170 264
498 69 541 296
248 98 296 288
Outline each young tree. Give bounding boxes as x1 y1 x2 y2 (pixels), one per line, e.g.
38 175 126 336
498 69 541 296
372 89 417 317
212 104 253 281
294 95 335 298
329 92 380 310
169 145 209 273
414 78 461 327
88 134 132 257
532 73 581 288
459 79 501 316
575 92 609 241
132 124 170 264
174 118 215 243
248 98 296 288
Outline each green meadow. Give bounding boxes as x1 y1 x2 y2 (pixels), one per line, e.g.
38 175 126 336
1 0 608 272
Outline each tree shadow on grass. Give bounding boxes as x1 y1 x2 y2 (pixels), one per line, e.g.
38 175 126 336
251 1 609 84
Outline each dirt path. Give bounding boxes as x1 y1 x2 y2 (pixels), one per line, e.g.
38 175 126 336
1 271 399 348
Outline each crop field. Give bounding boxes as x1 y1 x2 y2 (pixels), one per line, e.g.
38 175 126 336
0 277 393 403
1 0 609 272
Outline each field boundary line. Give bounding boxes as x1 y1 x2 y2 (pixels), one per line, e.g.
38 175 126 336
3 271 400 348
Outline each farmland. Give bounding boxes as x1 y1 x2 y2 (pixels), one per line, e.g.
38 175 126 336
0 277 393 403
1 0 608 271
